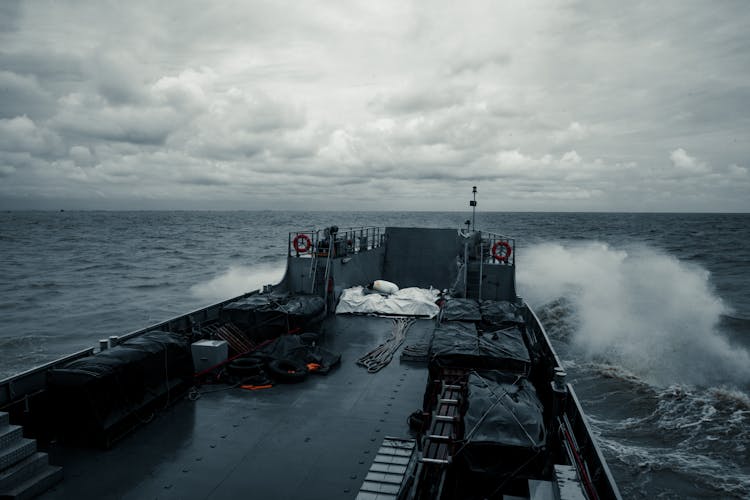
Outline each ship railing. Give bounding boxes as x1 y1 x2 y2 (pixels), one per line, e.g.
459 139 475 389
287 226 386 258
476 231 515 266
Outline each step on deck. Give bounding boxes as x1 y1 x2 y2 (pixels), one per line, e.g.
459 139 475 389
0 453 49 492
357 437 417 499
0 426 23 450
1 465 63 500
0 440 36 472
0 412 63 499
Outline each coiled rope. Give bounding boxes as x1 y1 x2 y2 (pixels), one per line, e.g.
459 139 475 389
357 317 416 373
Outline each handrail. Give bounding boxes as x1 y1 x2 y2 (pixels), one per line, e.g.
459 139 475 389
288 226 385 258
322 238 334 312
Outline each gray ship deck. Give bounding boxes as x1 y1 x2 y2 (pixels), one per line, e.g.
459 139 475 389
41 315 432 500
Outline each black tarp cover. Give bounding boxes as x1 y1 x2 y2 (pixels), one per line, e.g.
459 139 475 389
441 298 482 322
463 371 545 450
429 322 530 373
256 334 341 374
50 331 191 392
220 294 325 338
48 331 192 445
479 300 524 326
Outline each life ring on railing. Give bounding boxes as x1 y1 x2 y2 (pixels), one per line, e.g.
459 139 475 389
491 241 512 263
293 234 312 253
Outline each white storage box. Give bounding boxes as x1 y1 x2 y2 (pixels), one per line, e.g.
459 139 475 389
191 339 228 372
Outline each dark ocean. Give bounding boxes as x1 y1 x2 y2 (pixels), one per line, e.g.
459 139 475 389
1 211 748 498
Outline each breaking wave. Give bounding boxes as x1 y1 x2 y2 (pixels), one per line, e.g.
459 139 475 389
521 242 750 497
190 264 285 303
517 242 750 387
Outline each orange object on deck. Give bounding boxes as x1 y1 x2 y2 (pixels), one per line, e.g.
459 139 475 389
241 384 273 391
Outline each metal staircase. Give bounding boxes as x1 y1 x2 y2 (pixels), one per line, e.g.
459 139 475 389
0 412 62 500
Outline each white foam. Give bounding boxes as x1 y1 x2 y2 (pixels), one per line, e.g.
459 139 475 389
190 264 285 303
518 242 750 387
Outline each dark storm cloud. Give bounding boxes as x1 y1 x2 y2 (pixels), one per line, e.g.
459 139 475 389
0 1 21 33
447 52 512 75
0 71 56 119
0 50 84 84
372 84 472 115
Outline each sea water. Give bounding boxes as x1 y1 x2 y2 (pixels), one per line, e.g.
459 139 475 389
1 211 748 498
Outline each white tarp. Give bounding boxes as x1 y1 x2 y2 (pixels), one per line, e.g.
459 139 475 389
335 286 441 318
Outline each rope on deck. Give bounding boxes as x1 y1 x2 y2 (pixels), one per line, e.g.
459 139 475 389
357 317 416 373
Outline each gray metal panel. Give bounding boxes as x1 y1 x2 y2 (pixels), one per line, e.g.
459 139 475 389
331 247 386 291
479 264 516 301
383 228 463 290
285 241 385 295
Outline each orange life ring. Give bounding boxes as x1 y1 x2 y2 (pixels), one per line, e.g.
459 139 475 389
293 234 312 253
491 241 512 263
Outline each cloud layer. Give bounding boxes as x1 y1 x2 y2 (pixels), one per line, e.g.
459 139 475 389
1 0 748 211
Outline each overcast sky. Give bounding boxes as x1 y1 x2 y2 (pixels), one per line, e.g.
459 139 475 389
0 1 748 211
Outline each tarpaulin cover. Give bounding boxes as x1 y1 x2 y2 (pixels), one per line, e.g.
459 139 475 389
335 286 440 318
48 330 192 445
441 298 482 322
463 371 545 449
480 300 524 326
456 371 547 476
256 334 341 374
429 322 530 373
221 294 325 338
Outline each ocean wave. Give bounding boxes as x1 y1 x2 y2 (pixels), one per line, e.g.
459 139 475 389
189 264 285 303
583 362 652 388
518 241 750 387
129 283 175 290
0 335 49 350
27 282 59 289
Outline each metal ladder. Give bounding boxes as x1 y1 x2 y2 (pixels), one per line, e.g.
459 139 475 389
420 372 466 466
410 369 467 499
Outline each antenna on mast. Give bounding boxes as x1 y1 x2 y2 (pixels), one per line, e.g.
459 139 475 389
470 186 477 231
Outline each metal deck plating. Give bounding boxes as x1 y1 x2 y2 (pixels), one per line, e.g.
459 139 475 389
41 316 432 500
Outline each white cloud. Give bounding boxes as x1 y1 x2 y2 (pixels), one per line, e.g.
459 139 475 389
669 148 710 174
552 122 590 144
0 116 62 156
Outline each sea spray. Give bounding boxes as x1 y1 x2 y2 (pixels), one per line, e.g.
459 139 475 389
190 264 285 303
517 242 750 387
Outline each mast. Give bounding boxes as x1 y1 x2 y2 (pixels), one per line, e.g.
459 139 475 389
470 186 477 231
